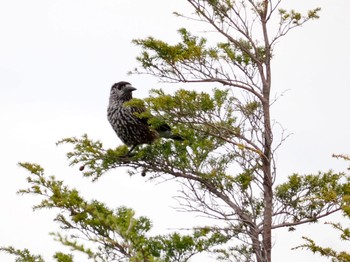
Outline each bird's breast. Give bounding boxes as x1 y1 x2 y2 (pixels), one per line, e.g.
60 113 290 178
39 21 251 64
107 103 158 146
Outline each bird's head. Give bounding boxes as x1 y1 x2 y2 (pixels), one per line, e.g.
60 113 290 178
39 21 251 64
110 81 137 101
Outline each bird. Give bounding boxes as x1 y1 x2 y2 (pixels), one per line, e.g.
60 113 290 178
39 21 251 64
107 81 183 154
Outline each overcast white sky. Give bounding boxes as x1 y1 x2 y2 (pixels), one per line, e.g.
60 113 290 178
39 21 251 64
1 0 350 261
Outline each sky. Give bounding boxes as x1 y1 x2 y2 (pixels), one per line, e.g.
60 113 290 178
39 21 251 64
1 0 350 261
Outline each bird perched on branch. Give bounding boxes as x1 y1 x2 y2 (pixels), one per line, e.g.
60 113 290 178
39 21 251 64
107 81 183 154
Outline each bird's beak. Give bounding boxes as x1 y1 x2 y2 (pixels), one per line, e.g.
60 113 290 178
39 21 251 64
126 86 137 92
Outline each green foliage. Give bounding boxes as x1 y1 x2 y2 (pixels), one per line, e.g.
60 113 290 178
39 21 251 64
0 247 45 262
51 81 350 259
147 229 230 262
144 88 240 137
0 247 74 262
53 253 74 262
295 236 350 262
290 155 350 261
131 1 321 87
58 88 260 182
56 135 130 181
278 8 321 25
333 154 350 170
275 171 349 225
217 40 260 66
45 85 269 261
131 28 263 81
9 86 269 261
1 1 328 262
4 162 231 262
17 162 153 261
132 28 206 67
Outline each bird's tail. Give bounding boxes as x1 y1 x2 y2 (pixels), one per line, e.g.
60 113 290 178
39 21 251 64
156 123 184 141
158 130 184 141
169 134 184 141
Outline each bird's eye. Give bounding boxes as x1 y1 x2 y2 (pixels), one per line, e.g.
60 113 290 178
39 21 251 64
117 86 122 90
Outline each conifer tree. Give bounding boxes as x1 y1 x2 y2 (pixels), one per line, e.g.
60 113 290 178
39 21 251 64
2 1 350 262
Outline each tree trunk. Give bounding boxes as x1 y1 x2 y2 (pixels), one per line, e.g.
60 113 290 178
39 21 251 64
261 1 273 260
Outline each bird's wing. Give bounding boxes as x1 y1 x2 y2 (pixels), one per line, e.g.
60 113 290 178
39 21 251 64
130 104 183 140
156 123 171 132
130 105 171 131
130 105 149 125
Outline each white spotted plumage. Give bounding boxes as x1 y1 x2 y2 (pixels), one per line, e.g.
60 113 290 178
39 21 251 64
107 81 158 147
